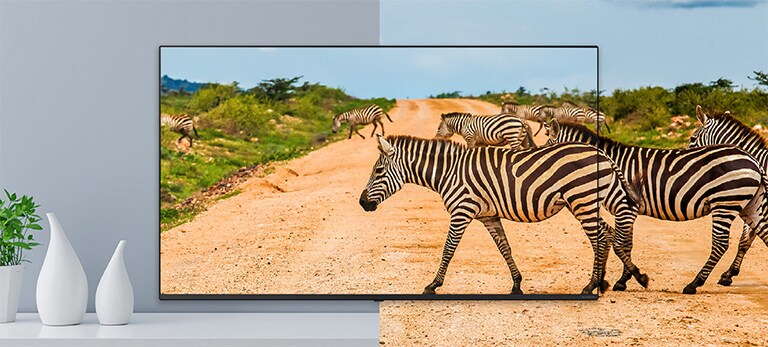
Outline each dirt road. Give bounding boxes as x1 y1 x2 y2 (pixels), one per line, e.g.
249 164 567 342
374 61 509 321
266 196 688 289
162 99 768 345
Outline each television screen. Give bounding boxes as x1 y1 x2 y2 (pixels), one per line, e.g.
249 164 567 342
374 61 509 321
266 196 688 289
159 46 603 299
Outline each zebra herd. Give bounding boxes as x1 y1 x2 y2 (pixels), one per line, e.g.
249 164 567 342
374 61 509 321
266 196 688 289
502 101 610 135
349 102 768 296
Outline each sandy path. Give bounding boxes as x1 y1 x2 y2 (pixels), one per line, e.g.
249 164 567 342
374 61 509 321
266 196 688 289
162 99 768 345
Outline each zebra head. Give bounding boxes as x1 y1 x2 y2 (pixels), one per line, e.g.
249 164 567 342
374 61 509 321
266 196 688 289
359 135 405 212
435 114 454 139
688 105 718 149
331 114 343 133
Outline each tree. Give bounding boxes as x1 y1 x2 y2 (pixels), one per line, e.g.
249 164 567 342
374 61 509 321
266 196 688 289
515 86 528 97
709 78 734 90
249 76 303 101
749 71 768 88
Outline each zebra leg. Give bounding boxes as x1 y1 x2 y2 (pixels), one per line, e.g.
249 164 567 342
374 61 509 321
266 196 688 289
370 121 378 137
572 209 610 295
683 211 735 294
348 125 354 139
718 224 755 286
353 125 365 139
533 121 544 136
423 214 471 295
479 217 524 295
379 120 386 136
611 207 648 290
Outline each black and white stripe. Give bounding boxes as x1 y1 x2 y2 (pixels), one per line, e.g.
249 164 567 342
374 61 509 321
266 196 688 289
500 102 547 135
359 135 642 295
332 104 393 139
435 112 536 149
541 106 611 134
161 113 198 146
547 120 768 294
689 105 768 286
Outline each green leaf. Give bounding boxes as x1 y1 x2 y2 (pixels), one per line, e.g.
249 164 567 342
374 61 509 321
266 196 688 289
28 223 42 230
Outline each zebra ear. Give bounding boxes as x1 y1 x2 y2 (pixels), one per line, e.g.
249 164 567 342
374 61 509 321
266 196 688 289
549 119 560 137
695 105 709 125
440 113 446 120
377 134 395 157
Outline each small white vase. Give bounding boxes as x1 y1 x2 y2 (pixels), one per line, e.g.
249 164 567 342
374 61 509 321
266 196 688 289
36 213 88 326
95 240 133 325
0 265 24 323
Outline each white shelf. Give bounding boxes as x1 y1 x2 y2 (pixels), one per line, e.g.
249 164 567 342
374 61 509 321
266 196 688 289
0 313 379 346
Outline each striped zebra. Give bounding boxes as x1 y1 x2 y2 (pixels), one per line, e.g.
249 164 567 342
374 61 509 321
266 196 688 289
546 120 768 294
161 113 198 146
500 102 547 135
689 105 768 286
541 106 611 134
332 104 393 139
434 112 536 149
359 135 644 295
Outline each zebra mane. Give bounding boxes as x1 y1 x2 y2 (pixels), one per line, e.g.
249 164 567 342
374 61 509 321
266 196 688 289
709 112 768 147
385 135 468 152
556 121 634 148
441 112 471 119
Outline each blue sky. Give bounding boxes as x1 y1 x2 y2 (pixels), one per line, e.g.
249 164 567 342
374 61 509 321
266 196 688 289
161 47 596 99
381 0 768 92
162 0 766 99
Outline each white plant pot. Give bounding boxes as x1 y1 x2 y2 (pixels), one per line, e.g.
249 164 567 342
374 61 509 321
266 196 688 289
36 213 88 326
0 265 24 323
95 240 133 325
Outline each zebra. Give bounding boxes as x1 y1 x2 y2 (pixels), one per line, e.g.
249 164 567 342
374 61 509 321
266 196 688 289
500 102 547 135
688 105 768 286
434 112 536 149
540 106 611 134
332 104 393 139
546 120 768 294
359 135 645 295
161 113 198 146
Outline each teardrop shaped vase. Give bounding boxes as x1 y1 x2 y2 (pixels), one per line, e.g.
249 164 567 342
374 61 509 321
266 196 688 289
95 240 133 325
36 213 88 326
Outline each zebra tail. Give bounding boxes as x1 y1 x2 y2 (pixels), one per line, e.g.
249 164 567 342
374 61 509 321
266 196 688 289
193 124 199 138
384 111 393 123
603 122 612 134
604 153 644 211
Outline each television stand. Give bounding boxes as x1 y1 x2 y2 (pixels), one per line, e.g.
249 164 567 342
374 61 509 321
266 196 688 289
0 312 378 346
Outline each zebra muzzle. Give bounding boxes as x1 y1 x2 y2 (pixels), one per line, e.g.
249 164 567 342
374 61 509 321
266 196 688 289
359 189 378 212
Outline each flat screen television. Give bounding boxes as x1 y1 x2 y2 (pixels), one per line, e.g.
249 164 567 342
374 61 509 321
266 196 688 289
159 45 603 300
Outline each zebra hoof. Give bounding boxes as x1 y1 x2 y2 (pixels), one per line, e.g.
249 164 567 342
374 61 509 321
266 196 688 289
422 288 436 295
682 284 698 295
612 282 627 291
600 280 610 293
637 274 649 288
581 285 596 295
511 288 524 295
718 277 733 286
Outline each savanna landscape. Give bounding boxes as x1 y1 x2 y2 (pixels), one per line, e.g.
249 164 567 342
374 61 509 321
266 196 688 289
160 73 768 345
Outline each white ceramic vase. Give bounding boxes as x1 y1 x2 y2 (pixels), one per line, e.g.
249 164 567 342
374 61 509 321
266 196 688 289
95 240 133 325
0 265 24 323
36 213 88 326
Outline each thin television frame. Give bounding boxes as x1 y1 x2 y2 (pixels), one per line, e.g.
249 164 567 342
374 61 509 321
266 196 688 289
159 44 601 301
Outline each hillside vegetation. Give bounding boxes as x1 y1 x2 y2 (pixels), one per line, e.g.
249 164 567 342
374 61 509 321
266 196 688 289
474 76 768 148
160 77 394 231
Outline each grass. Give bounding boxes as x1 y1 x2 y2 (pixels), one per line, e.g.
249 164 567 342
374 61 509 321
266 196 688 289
160 83 395 231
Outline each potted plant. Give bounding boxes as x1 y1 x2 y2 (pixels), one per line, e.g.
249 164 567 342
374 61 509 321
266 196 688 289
0 190 42 323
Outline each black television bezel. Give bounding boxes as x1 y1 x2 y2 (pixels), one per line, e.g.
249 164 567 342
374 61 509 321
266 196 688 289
159 44 601 301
